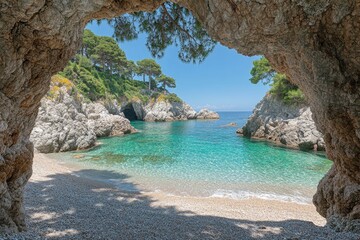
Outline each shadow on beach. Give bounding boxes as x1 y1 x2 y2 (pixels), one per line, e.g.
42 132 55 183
22 169 356 240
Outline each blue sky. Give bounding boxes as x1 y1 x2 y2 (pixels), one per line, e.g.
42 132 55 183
87 22 269 111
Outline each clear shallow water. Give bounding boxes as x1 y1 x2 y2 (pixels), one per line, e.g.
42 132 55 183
51 112 332 203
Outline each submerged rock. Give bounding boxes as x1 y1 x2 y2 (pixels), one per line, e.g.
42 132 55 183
223 122 237 127
240 94 324 151
31 89 136 153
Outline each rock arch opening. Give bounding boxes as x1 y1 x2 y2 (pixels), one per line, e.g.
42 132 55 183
122 103 138 121
0 0 359 234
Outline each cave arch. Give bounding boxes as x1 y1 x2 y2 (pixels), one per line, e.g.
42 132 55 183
0 0 359 234
122 103 139 121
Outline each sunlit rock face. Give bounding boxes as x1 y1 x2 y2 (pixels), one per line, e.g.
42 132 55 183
143 101 198 121
0 0 359 233
195 108 220 120
121 100 216 122
30 88 136 153
240 94 325 151
121 100 198 122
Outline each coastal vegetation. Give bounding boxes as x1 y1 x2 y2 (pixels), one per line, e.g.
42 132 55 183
59 29 180 104
109 2 216 63
250 57 305 105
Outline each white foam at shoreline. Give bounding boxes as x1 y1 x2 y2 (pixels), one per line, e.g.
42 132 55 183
76 170 313 205
209 189 311 204
58 156 315 205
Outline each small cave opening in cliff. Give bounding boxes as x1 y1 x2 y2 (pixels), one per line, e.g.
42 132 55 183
122 104 138 121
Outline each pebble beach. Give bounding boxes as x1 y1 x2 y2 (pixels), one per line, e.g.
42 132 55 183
2 153 359 239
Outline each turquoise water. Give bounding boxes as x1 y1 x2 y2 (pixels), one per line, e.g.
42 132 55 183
52 112 332 203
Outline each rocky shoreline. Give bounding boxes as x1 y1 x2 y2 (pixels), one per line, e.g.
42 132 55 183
237 94 325 151
30 89 137 153
121 98 219 122
31 87 219 153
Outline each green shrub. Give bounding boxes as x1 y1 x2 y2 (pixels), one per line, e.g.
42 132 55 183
57 30 177 104
251 57 305 105
165 93 182 103
150 92 161 99
78 55 93 70
284 89 305 105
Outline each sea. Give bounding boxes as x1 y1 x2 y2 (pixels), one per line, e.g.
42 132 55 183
50 112 332 204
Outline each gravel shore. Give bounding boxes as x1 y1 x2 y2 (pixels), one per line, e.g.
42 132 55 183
2 153 359 239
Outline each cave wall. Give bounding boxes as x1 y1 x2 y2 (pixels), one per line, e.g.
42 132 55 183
0 0 165 233
0 0 359 233
178 0 360 231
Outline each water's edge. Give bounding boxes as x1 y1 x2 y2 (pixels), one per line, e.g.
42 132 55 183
50 112 332 204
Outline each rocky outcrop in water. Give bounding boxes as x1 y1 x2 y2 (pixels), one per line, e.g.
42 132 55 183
143 100 197 121
238 94 324 151
30 89 136 153
31 86 217 154
121 99 218 122
195 108 220 120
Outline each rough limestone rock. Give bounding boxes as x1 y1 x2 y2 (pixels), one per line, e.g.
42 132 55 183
240 94 325 151
84 102 135 137
143 100 197 122
177 1 360 231
195 108 220 120
130 100 145 120
30 89 136 153
123 100 218 122
121 99 198 122
102 99 124 116
1 0 360 233
30 94 96 153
